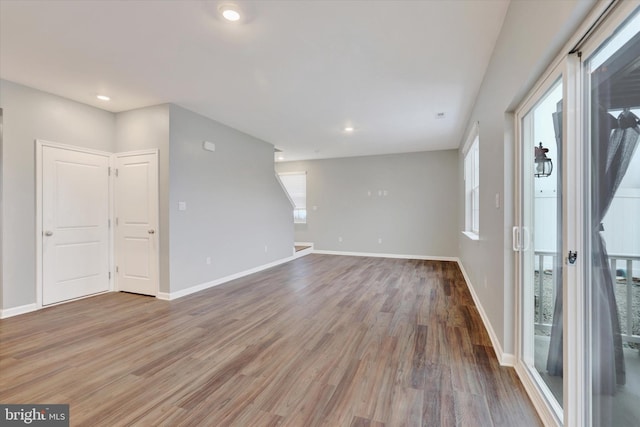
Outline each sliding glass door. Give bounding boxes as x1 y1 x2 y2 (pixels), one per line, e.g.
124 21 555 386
583 8 640 426
517 71 565 421
516 4 640 426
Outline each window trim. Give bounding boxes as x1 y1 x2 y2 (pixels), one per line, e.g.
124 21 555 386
277 171 307 224
463 123 480 239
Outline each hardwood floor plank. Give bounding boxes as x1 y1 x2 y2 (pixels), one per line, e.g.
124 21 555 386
387 386 423 427
350 415 386 427
0 255 540 426
178 333 282 410
410 324 429 389
453 390 494 427
280 381 336 427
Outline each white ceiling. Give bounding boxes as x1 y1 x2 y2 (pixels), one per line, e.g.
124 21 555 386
0 0 509 162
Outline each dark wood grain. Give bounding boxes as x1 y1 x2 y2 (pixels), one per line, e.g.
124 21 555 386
0 255 541 426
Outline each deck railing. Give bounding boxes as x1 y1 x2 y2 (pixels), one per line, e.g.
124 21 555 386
534 251 640 345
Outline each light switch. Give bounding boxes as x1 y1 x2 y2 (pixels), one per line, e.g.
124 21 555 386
178 201 187 211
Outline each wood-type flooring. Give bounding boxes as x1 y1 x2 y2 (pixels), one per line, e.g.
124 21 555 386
0 255 541 426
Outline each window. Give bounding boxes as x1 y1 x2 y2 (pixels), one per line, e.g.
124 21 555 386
278 171 307 224
464 131 479 238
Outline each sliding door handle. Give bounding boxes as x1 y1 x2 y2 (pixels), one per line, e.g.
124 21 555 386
512 226 520 251
522 227 531 251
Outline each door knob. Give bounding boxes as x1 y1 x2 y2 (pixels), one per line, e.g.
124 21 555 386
148 229 155 234
44 231 53 236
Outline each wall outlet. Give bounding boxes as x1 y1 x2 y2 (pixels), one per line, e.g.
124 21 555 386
378 238 383 244
264 245 268 253
203 141 215 152
338 236 343 243
495 193 500 209
178 201 187 211
206 257 211 265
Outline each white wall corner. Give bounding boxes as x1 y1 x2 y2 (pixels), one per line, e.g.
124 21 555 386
156 292 171 301
500 353 517 367
0 303 39 319
456 259 514 367
163 254 297 300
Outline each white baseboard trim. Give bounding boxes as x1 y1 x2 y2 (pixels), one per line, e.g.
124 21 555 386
514 362 562 427
312 249 458 262
159 255 297 301
501 353 517 366
0 303 39 319
456 260 515 367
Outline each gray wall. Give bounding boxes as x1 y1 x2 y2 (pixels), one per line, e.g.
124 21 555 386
0 79 116 309
115 105 171 293
458 0 596 356
276 150 458 257
168 104 294 293
0 80 294 309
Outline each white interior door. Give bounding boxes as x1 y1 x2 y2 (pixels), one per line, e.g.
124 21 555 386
114 151 159 296
42 145 110 305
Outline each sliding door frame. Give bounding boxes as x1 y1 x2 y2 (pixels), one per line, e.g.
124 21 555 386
563 51 587 427
569 2 640 426
514 60 568 427
514 2 639 426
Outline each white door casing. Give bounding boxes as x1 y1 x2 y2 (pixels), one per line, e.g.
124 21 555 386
114 151 159 296
41 144 111 305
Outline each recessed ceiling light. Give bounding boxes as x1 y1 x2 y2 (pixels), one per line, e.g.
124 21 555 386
277 156 285 161
96 95 110 101
220 4 241 21
344 126 354 132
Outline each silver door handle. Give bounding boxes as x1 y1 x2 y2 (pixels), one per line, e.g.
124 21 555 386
44 231 53 236
148 229 155 234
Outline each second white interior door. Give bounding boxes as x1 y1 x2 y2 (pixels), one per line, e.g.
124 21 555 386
114 151 159 296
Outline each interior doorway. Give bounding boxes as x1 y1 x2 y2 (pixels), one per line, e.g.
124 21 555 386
38 141 111 305
37 142 160 306
114 151 159 296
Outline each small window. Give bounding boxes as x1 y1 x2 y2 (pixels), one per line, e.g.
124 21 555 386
464 132 479 238
278 172 307 224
